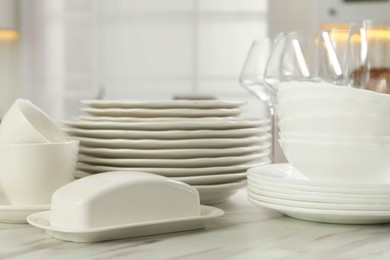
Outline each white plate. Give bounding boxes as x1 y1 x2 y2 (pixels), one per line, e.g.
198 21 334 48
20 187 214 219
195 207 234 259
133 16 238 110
72 135 270 149
248 164 390 193
65 126 269 140
81 100 245 109
80 116 241 122
173 172 247 185
78 152 268 168
81 107 243 118
62 119 268 131
195 181 246 205
78 159 271 177
79 143 270 159
27 205 224 242
248 191 390 211
248 197 390 224
247 180 390 202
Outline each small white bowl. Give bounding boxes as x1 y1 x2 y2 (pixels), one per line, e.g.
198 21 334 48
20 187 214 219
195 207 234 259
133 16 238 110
49 171 201 229
279 139 390 183
280 132 390 144
277 96 390 119
0 99 68 144
279 114 390 136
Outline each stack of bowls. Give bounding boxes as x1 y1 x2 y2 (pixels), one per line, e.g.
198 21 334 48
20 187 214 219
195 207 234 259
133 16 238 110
0 99 78 223
63 99 271 204
247 82 390 224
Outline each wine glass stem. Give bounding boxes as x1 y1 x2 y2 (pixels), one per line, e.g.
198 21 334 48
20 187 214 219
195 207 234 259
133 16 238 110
269 105 276 164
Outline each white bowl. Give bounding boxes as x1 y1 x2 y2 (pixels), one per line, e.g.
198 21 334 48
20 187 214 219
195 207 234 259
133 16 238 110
280 132 390 144
0 99 68 144
279 114 390 136
277 81 390 102
276 96 390 119
50 171 201 229
279 139 390 183
0 140 79 205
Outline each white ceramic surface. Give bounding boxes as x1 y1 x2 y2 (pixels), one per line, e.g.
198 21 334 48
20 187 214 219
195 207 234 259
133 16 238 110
279 140 390 183
173 172 247 185
0 140 79 205
248 197 390 224
81 107 243 118
247 164 390 193
0 99 68 144
50 171 200 229
194 181 247 204
66 126 269 140
279 114 390 136
27 205 224 242
80 116 240 122
73 135 270 149
280 132 390 144
62 119 267 131
79 143 270 159
78 152 268 168
81 99 245 109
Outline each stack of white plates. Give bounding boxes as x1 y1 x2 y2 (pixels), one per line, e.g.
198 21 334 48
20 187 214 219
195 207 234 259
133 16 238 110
63 100 272 204
247 164 390 224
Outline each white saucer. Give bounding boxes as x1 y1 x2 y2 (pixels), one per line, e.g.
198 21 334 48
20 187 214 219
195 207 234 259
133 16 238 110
27 205 224 242
81 107 242 118
65 126 269 140
248 164 390 193
73 135 269 149
194 181 247 205
248 197 390 224
81 100 245 109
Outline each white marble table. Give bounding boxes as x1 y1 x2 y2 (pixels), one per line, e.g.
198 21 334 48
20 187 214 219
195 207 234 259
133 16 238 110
1 188 390 260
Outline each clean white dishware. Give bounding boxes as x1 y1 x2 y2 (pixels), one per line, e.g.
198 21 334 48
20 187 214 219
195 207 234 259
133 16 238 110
279 133 390 144
0 99 68 144
27 206 224 242
276 96 390 119
279 114 390 136
81 99 245 109
78 152 268 168
81 107 243 118
65 126 269 140
194 180 247 204
173 172 247 185
79 143 270 159
248 197 390 224
247 164 390 193
62 118 268 131
73 135 270 149
248 190 390 211
0 140 79 205
80 116 239 122
78 159 270 177
279 139 390 183
50 172 200 229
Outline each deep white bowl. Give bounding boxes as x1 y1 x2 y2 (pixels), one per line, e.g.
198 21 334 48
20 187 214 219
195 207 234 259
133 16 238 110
279 114 390 136
50 171 201 229
280 132 390 144
279 139 390 183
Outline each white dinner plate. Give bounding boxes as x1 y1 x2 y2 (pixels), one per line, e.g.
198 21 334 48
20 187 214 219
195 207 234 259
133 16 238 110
81 100 245 109
81 107 243 118
79 143 270 159
247 164 390 193
77 159 271 177
62 119 268 131
80 116 241 122
195 181 247 205
248 191 390 211
78 152 268 168
65 126 269 140
173 172 247 185
248 197 390 224
27 205 224 243
72 135 270 149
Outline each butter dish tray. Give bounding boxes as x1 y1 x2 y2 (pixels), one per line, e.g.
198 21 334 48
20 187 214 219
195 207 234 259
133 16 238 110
27 205 224 242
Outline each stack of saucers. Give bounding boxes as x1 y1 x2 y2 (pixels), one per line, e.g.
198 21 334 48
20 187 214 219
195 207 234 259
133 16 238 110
63 100 271 204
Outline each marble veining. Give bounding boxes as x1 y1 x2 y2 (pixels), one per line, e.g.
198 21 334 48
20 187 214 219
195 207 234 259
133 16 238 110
2 189 390 259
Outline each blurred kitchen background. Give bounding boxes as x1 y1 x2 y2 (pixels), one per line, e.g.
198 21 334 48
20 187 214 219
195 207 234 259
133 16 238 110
1 0 389 120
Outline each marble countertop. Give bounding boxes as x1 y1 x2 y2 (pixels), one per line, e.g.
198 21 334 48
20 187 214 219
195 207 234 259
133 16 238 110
2 188 390 260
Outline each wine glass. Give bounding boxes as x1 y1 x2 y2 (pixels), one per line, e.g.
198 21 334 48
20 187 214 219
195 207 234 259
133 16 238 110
344 20 390 93
239 37 281 163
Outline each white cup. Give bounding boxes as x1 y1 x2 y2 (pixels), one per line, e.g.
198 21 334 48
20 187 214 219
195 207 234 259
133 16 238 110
0 140 79 205
0 99 68 144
